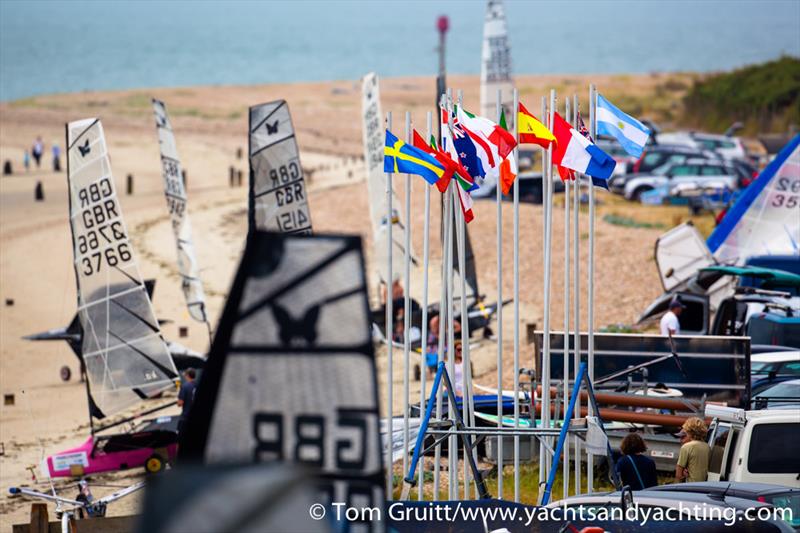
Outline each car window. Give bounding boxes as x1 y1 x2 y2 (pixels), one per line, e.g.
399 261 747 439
701 166 726 175
708 424 730 475
643 153 665 166
718 140 737 149
763 493 800 528
751 362 780 374
756 380 800 399
781 361 800 374
698 140 716 150
748 423 800 473
670 165 696 176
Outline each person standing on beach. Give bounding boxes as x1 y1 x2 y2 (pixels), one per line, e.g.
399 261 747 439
615 433 658 490
177 369 197 434
660 298 684 336
23 150 30 171
675 417 710 483
52 143 61 172
32 136 43 168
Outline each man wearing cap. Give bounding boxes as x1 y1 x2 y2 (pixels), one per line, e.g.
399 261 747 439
660 298 684 336
675 417 710 483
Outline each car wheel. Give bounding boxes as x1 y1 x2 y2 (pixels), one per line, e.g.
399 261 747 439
145 454 165 474
633 185 653 201
60 365 71 382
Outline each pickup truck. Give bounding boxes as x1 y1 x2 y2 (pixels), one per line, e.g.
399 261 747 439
705 404 800 487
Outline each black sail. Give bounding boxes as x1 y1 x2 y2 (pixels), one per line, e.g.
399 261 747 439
179 232 384 531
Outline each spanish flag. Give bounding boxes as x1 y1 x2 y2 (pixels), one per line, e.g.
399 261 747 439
518 101 555 149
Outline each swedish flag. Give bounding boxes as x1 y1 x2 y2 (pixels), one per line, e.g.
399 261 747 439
384 130 445 185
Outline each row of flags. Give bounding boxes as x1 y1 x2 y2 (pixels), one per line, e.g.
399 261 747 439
383 93 651 223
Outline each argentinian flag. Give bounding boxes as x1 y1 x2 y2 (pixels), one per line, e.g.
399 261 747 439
596 93 650 158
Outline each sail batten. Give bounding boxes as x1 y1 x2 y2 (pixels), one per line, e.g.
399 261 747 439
248 100 313 235
152 99 209 324
67 118 178 420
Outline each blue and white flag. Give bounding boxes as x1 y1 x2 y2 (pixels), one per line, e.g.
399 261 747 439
596 93 650 158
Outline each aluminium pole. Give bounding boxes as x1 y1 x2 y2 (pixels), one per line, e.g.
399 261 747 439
572 93 582 497
538 95 547 487
512 88 521 502
587 83 597 491
385 110 394 498
402 111 412 484
495 88 504 499
418 111 433 501
542 88 556 479
562 96 571 501
456 88 475 500
445 91 457 500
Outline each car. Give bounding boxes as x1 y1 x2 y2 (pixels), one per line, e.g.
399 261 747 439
691 132 749 161
705 405 800 487
750 378 800 409
44 416 179 478
649 482 800 530
545 488 777 521
626 144 721 175
751 352 800 395
596 138 635 176
623 160 739 201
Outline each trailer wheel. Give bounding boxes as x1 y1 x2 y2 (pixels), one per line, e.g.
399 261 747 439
145 454 165 474
60 366 71 382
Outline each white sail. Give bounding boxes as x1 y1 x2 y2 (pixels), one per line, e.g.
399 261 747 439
479 0 514 124
361 72 409 284
249 100 312 235
708 135 800 263
66 119 178 419
152 99 208 324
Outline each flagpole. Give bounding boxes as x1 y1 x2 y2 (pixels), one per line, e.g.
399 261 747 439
385 110 394 498
433 94 449 501
402 110 412 485
538 94 547 488
562 95 571 501
543 88 555 480
495 87 504 500
572 93 582 497
456 88 475 500
509 88 519 502
587 83 597 492
445 89 457 500
418 110 433 502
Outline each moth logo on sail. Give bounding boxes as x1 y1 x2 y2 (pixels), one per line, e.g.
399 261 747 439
265 120 279 135
272 303 320 346
78 139 91 157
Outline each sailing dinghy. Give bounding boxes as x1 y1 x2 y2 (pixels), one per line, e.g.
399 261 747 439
152 99 210 330
44 119 180 478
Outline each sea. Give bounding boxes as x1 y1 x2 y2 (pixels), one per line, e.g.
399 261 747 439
1 0 798 102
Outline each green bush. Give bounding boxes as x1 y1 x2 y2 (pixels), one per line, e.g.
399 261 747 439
682 56 800 134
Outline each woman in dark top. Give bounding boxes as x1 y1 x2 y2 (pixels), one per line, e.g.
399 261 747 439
614 433 658 490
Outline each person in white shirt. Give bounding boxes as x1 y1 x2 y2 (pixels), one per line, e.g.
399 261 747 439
660 298 685 336
452 340 464 396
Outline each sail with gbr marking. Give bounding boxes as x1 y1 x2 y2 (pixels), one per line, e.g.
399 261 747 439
152 99 208 324
479 0 514 125
180 233 384 527
708 135 800 263
249 100 312 235
361 72 411 284
66 119 178 419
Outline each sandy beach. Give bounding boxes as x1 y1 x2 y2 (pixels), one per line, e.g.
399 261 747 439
0 73 688 528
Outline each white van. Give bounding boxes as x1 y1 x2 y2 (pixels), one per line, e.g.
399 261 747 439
705 404 800 487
